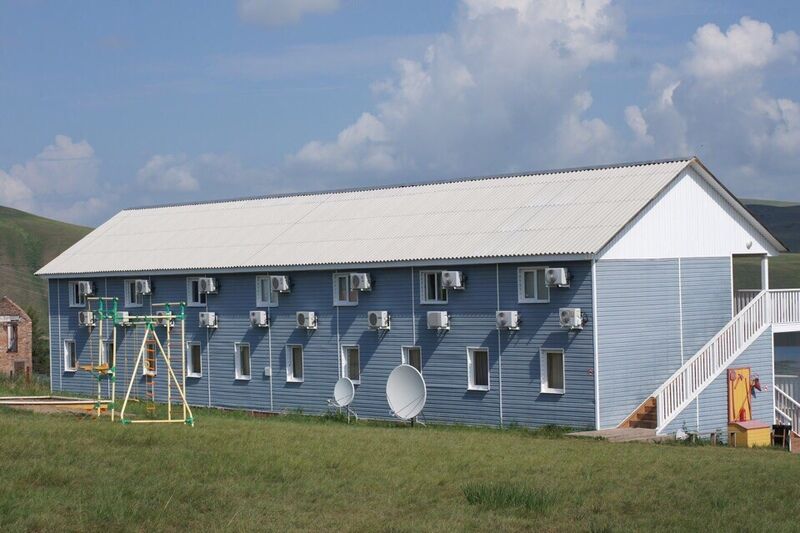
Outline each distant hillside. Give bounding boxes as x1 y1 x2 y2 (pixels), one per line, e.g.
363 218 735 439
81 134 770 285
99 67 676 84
0 205 91 325
744 200 800 252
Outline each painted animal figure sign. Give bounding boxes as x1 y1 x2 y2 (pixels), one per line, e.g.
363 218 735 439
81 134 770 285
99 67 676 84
386 364 427 420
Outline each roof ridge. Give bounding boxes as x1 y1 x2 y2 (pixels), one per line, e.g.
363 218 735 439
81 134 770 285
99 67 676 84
123 156 695 212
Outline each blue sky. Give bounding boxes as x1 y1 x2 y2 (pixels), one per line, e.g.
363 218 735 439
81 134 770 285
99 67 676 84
1 0 799 226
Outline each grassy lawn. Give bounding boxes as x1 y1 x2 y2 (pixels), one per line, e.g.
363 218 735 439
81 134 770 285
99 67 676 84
0 381 798 532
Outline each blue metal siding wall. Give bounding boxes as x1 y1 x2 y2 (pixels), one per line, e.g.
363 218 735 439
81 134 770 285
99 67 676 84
48 261 596 428
597 257 735 429
665 328 774 438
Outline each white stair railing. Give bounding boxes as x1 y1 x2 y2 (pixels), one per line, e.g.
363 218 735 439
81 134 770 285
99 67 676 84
775 385 800 432
655 291 770 432
734 289 760 314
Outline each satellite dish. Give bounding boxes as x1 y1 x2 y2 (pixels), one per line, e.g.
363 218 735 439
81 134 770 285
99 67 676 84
332 377 355 408
386 364 426 420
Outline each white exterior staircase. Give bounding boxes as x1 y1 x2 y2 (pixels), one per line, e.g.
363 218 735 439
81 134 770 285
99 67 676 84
623 289 800 434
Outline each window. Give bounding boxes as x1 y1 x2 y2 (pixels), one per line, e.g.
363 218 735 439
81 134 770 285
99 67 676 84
187 342 202 377
186 277 207 307
63 340 77 372
540 348 565 394
255 276 279 307
401 346 422 372
124 279 143 307
467 347 490 391
68 281 86 307
420 271 448 304
235 343 251 380
518 267 549 303
341 345 361 383
333 273 358 306
7 324 18 352
286 345 304 382
100 339 114 368
143 341 157 376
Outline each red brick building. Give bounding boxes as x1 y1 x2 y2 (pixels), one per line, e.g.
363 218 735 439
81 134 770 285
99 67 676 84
0 297 32 378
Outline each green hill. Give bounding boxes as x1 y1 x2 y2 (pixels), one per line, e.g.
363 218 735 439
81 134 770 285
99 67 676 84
0 205 91 327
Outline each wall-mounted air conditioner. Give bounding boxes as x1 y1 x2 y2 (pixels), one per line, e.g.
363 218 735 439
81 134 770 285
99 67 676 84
441 271 464 289
134 279 152 295
270 275 290 293
78 311 95 327
296 311 317 330
198 277 218 295
545 268 570 288
559 307 583 330
249 310 269 328
199 311 218 328
496 310 520 330
77 281 94 296
367 310 390 330
427 311 450 330
350 272 372 291
117 311 132 327
156 310 174 328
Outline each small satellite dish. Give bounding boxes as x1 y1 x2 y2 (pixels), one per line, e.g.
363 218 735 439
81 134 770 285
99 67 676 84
386 364 426 420
332 377 355 408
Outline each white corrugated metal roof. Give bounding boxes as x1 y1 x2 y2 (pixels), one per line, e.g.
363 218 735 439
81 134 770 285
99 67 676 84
38 158 705 276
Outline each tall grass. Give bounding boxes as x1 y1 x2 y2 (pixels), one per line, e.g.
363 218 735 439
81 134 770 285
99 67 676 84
463 483 554 513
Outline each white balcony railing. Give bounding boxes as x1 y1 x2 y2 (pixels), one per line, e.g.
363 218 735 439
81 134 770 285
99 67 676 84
734 289 761 314
775 385 800 431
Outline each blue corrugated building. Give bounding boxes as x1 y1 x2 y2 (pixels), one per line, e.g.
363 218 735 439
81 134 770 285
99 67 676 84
36 158 800 436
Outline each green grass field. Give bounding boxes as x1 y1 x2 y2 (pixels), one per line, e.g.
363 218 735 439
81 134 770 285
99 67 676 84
1 381 799 532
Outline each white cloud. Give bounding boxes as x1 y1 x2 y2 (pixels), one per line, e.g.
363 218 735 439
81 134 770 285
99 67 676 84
237 0 340 28
136 154 200 192
288 0 623 181
624 105 653 145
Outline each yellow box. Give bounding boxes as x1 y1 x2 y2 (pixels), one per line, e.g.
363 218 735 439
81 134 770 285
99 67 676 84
728 420 771 448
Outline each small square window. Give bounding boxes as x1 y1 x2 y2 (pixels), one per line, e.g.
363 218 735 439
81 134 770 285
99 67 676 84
124 279 143 307
143 341 157 377
7 324 18 352
540 348 565 394
341 345 361 383
286 345 304 382
186 278 207 307
333 273 358 306
235 343 251 380
187 342 203 377
467 347 490 391
255 276 279 307
100 339 114 368
63 340 77 372
68 281 86 307
420 271 448 304
401 346 422 372
518 267 550 303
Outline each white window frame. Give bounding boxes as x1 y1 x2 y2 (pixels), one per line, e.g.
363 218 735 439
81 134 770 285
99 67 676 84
466 346 490 391
68 281 86 308
100 338 114 367
286 344 304 383
143 341 157 377
187 341 203 378
517 267 550 304
186 277 207 307
332 273 359 306
7 323 18 352
63 340 77 372
124 279 143 308
420 270 448 304
540 348 566 394
340 345 361 384
234 342 252 381
255 275 279 307
401 345 422 372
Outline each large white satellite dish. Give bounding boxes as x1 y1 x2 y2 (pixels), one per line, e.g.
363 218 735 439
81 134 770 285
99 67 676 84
386 364 426 420
332 377 355 408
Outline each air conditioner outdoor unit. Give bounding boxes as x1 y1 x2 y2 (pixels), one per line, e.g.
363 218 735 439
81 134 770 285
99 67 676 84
559 307 583 330
78 311 95 327
249 310 269 328
156 310 174 328
199 311 218 328
296 311 317 330
367 310 390 330
496 310 520 330
77 281 94 296
441 270 464 289
270 275 290 293
350 272 372 291
117 311 132 326
545 267 570 288
134 279 152 295
198 277 218 295
427 311 450 330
